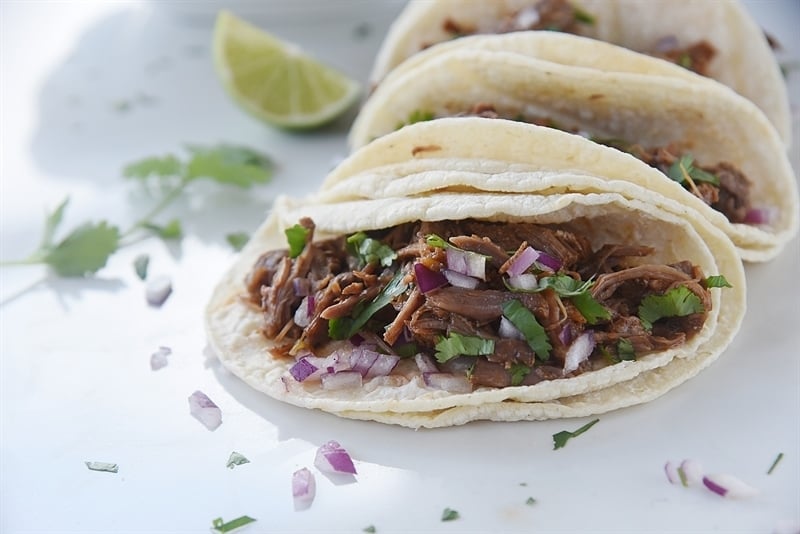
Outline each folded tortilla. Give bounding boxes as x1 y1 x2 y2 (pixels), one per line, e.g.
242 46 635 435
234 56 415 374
206 177 745 428
369 0 791 144
347 36 798 262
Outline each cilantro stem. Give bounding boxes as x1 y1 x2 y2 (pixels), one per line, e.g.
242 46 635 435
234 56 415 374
121 179 189 238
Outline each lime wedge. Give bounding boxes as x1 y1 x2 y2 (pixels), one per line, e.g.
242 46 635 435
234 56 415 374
212 10 361 129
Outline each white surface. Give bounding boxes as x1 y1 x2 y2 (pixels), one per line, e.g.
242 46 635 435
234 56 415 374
1 1 798 533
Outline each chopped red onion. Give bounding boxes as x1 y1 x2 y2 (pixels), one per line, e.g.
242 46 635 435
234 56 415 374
146 275 172 307
314 440 357 475
446 248 486 280
563 331 595 375
423 372 472 393
499 316 525 341
150 346 171 370
506 273 539 291
293 296 314 328
414 353 439 374
349 346 380 376
506 246 540 277
536 252 561 272
365 353 400 379
320 371 362 390
293 278 311 297
558 324 574 346
442 268 480 289
664 461 680 485
702 474 759 499
743 207 775 225
292 467 316 509
289 357 319 382
679 459 704 486
414 262 447 293
188 390 222 431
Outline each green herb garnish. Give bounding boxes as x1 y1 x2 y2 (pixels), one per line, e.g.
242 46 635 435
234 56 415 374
346 231 397 268
133 254 150 280
441 508 460 521
328 271 408 340
525 497 537 506
573 7 595 24
501 299 552 360
638 286 704 331
396 110 435 130
2 145 272 277
434 332 495 363
667 154 719 187
226 451 250 469
85 461 119 473
704 275 732 289
362 526 376 534
767 452 784 475
425 233 449 249
509 363 531 386
552 418 600 450
507 274 610 324
617 338 636 361
226 232 249 252
211 516 257 533
285 224 310 259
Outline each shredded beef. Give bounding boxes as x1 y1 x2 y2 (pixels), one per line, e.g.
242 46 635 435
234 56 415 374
653 40 717 76
246 218 715 390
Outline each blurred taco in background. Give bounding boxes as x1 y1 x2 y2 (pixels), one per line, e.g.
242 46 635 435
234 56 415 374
205 124 745 429
347 35 799 262
369 0 791 144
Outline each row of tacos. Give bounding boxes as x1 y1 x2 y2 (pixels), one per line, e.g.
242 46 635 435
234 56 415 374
205 2 797 428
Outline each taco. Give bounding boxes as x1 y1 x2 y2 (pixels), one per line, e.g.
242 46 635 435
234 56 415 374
346 35 799 262
369 0 791 144
205 135 745 429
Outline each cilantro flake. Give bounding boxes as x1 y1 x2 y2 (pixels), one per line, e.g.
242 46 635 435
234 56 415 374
570 291 611 324
425 234 449 249
211 516 256 533
704 275 732 289
434 332 495 363
667 155 719 187
525 497 537 506
441 508 460 521
142 218 182 239
501 299 551 360
617 338 635 361
133 254 150 280
552 418 599 450
509 363 531 386
226 232 249 252
397 110 435 130
346 231 397 268
85 461 119 473
767 452 784 475
362 526 377 534
285 224 310 259
226 451 250 469
638 286 704 331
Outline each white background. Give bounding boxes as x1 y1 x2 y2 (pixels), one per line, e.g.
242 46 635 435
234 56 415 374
1 1 798 533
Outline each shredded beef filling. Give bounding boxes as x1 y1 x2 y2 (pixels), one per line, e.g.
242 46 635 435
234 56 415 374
247 218 714 390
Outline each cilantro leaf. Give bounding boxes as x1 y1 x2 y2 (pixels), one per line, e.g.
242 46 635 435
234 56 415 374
573 7 595 24
509 363 531 386
537 275 593 296
397 110 435 130
226 451 250 469
704 275 732 289
501 299 552 360
285 224 310 259
142 218 182 239
617 338 635 361
43 221 120 277
133 254 149 280
85 461 119 473
186 144 272 187
363 526 376 534
638 286 705 331
570 291 611 324
552 418 599 450
425 233 449 249
346 232 397 268
508 274 610 324
40 197 69 250
667 155 719 187
434 332 495 363
441 508 460 521
226 232 249 251
123 154 182 179
525 497 537 506
211 516 257 533
329 271 408 340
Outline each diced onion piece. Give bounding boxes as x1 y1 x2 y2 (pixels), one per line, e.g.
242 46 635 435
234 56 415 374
314 440 357 475
146 276 172 307
150 346 171 370
414 353 439 374
536 252 561 272
513 6 540 29
188 390 222 431
506 246 540 277
506 273 538 291
293 278 311 297
292 467 316 508
294 296 314 327
365 353 400 379
680 459 704 486
320 371 362 390
744 207 775 225
702 474 759 499
289 357 319 382
558 324 573 346
442 269 480 289
563 331 595 375
414 262 447 293
349 346 380 376
446 248 486 280
664 461 680 485
423 372 472 393
499 316 525 341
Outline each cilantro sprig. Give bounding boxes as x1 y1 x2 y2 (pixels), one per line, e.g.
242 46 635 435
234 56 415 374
638 286 704 331
667 155 719 188
434 332 495 363
2 144 272 277
507 274 611 324
552 418 600 450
